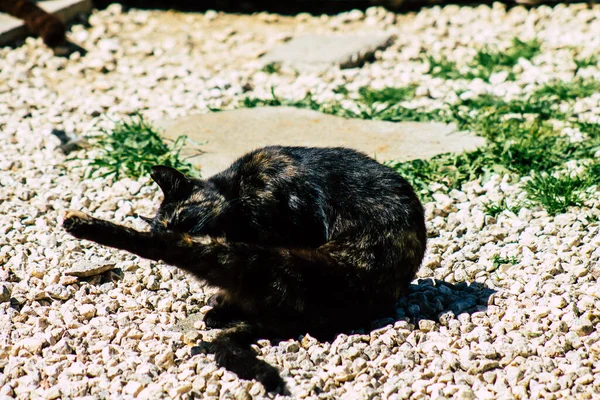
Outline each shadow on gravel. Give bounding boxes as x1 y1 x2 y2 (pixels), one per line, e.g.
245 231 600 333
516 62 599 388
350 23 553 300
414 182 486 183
182 278 495 393
80 269 125 286
184 278 496 343
390 278 496 327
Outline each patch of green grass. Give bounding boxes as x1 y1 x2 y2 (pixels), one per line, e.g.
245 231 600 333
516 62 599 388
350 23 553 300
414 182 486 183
575 55 598 70
373 106 446 123
586 162 600 182
484 120 581 175
83 113 200 180
483 38 541 68
388 113 580 201
333 85 349 96
523 172 591 215
261 62 281 74
424 54 463 80
424 38 541 82
450 95 567 125
242 88 443 123
531 79 600 102
387 147 502 202
357 85 417 106
242 89 321 110
575 121 600 137
482 198 523 217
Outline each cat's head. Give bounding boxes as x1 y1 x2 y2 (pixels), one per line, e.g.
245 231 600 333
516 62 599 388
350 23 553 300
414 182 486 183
140 166 226 235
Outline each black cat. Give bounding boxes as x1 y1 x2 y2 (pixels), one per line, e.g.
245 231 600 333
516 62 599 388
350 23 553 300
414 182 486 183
63 146 426 392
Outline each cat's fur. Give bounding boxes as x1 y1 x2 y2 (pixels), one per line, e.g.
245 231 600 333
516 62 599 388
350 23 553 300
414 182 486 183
63 146 427 391
0 0 65 46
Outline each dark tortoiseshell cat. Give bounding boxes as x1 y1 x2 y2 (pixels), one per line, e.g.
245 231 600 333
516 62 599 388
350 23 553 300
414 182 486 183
0 0 65 47
63 146 426 391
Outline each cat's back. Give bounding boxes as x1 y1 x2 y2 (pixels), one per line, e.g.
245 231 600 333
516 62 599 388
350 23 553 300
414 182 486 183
215 145 422 222
223 145 405 184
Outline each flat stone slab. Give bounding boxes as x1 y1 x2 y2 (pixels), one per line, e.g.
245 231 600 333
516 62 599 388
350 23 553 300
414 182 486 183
65 260 115 278
0 0 92 46
261 34 395 69
156 107 486 178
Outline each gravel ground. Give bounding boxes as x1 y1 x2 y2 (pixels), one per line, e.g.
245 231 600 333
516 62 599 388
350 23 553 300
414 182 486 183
2 2 600 399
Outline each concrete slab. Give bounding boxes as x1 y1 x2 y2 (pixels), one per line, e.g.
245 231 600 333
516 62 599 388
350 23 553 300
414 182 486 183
261 34 395 69
0 0 92 46
156 107 486 178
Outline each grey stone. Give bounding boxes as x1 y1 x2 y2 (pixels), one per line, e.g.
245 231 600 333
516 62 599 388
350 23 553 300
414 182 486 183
0 0 92 46
65 260 115 278
45 284 74 300
156 107 486 178
171 312 203 334
261 34 395 69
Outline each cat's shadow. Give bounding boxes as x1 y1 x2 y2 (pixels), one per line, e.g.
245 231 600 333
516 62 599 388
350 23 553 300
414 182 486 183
185 278 495 394
387 278 496 326
318 278 496 336
189 277 496 351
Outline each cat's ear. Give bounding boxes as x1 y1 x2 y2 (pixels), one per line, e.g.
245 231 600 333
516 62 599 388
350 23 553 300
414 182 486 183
151 166 192 201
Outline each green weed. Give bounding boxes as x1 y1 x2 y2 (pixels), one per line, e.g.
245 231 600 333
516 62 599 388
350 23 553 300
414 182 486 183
574 55 598 70
357 85 417 106
491 254 519 269
242 87 442 123
483 38 541 67
482 198 523 217
523 172 590 215
261 62 281 74
389 112 579 201
483 120 580 176
333 85 350 96
531 79 600 102
450 95 566 125
424 37 541 82
575 121 600 137
83 113 200 180
423 54 463 80
387 148 499 202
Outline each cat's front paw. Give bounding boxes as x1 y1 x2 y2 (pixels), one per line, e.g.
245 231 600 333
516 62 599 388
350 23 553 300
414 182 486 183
63 210 95 237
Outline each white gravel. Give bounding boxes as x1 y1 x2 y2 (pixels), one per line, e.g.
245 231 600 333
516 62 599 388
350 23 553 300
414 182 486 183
1 2 600 399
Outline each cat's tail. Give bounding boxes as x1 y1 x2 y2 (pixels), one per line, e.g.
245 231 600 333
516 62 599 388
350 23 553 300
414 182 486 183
211 322 286 393
0 0 66 47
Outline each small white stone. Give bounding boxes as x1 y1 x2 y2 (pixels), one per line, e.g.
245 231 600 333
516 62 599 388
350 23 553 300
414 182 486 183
78 304 97 320
549 296 568 309
123 381 143 396
18 337 44 354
